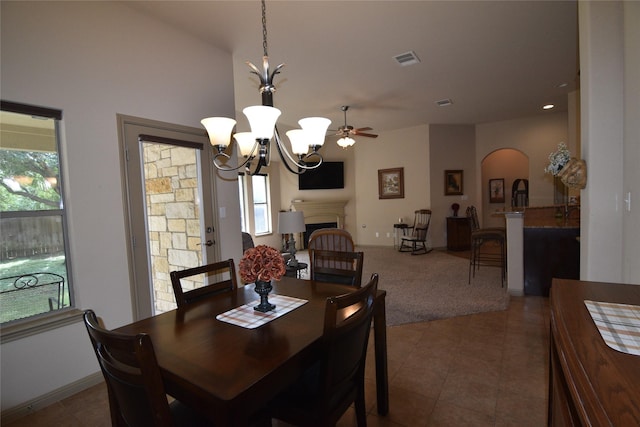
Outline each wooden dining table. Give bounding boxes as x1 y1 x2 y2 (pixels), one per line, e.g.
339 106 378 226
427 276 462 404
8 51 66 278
116 276 388 426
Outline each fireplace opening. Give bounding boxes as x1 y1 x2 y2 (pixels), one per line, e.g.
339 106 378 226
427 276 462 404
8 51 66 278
303 222 338 249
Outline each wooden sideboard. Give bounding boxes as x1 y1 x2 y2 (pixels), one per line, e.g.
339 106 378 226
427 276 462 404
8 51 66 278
446 216 470 251
549 279 640 426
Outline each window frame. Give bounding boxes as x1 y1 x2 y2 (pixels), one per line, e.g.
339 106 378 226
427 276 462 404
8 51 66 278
251 174 272 236
238 173 248 233
237 172 272 237
0 100 80 343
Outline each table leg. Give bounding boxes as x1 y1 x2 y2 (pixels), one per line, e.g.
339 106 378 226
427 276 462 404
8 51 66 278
373 292 389 415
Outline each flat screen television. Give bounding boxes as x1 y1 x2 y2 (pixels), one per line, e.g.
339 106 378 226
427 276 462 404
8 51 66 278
298 161 344 190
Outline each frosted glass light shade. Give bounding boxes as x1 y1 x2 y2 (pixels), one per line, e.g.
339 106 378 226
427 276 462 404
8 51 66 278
337 136 355 148
298 117 331 147
243 106 281 139
233 132 257 157
278 211 305 234
201 117 236 147
285 129 311 155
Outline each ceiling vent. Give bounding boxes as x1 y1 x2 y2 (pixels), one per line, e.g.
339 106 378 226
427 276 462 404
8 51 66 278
393 51 420 67
435 99 453 107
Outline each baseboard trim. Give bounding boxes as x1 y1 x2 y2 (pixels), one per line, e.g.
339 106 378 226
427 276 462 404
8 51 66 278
1 371 104 424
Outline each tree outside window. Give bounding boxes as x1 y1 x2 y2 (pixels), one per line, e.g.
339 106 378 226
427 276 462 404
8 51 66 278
0 102 73 325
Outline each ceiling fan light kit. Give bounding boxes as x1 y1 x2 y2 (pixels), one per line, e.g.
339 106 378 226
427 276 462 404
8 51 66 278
334 105 378 148
337 136 355 148
200 0 331 175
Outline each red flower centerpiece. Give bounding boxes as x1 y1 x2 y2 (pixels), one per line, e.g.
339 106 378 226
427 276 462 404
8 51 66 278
239 245 286 312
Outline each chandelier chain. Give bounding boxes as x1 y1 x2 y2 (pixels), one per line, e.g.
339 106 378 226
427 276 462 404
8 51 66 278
204 0 327 175
261 0 268 57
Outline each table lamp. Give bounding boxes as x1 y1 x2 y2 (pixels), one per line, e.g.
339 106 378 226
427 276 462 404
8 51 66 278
278 211 305 267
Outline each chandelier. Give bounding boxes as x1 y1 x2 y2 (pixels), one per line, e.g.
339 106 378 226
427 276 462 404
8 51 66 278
201 0 331 175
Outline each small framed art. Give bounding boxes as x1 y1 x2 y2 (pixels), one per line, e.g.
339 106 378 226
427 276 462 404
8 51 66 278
489 178 505 203
444 170 463 195
378 167 404 199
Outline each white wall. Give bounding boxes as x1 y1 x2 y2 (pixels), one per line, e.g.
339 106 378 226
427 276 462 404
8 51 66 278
279 135 357 239
0 1 239 410
623 1 640 283
579 1 625 283
354 125 430 247
476 113 569 208
429 125 477 249
481 149 529 228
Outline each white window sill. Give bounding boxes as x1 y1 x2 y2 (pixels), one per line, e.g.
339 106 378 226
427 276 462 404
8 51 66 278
1 308 84 344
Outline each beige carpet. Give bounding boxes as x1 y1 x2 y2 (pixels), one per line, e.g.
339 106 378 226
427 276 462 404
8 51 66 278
300 246 508 326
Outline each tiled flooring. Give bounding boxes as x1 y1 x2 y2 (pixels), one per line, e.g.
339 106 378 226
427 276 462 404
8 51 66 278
5 296 549 427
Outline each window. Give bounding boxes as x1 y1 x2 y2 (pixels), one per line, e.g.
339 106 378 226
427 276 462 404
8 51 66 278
252 174 271 235
237 173 272 236
0 101 74 327
238 174 247 232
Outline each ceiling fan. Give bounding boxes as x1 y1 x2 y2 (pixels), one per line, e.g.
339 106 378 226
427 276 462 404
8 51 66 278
333 106 378 148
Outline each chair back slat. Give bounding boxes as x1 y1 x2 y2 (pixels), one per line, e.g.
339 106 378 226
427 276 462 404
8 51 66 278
266 274 379 426
170 259 237 308
83 310 174 427
321 274 378 417
308 228 355 253
466 205 481 231
310 249 364 288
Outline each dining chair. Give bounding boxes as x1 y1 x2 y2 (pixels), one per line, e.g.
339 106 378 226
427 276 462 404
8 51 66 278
268 273 379 427
399 209 432 255
307 228 355 253
466 205 506 286
310 249 364 288
242 232 255 254
170 259 238 308
83 310 213 427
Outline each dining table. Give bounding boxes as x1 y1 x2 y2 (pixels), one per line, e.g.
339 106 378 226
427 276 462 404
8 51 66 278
115 276 388 426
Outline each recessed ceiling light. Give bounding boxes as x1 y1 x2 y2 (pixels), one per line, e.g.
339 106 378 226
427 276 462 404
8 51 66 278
543 104 555 110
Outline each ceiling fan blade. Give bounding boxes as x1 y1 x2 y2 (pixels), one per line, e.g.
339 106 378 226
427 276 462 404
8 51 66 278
354 127 373 132
353 131 378 138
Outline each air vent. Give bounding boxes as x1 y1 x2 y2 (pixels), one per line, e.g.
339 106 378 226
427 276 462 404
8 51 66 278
435 99 453 107
393 51 420 67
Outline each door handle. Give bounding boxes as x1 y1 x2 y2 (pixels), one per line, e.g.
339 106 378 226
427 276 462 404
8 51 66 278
198 240 214 247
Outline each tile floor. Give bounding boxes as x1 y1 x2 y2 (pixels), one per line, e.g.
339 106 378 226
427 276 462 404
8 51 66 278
4 295 549 427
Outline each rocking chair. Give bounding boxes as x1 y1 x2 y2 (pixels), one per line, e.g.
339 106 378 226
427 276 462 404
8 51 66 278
399 209 432 255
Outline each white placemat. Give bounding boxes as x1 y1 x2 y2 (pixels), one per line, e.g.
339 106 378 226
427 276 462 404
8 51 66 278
584 300 640 356
216 294 308 329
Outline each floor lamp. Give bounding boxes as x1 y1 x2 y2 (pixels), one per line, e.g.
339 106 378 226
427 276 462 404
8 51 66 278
278 211 305 267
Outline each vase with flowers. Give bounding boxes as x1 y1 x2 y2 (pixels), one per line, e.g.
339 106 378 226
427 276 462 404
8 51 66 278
239 245 286 312
544 142 587 189
451 203 460 217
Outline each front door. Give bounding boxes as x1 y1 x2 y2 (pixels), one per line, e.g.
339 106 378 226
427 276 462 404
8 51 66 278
119 115 218 319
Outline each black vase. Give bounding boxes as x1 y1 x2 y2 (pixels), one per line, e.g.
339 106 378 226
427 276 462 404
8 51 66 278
254 280 276 312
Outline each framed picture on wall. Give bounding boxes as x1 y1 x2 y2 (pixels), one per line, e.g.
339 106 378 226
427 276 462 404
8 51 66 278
489 178 505 203
444 170 463 195
378 167 404 199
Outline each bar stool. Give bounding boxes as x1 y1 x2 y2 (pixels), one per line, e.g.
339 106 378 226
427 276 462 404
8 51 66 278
467 206 506 286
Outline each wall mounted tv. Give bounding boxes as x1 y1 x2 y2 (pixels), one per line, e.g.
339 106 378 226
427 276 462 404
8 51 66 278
298 161 344 190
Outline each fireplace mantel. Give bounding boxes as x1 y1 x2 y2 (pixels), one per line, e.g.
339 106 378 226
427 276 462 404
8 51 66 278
291 199 348 228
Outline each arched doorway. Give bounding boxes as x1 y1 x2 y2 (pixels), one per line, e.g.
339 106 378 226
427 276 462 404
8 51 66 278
481 149 529 228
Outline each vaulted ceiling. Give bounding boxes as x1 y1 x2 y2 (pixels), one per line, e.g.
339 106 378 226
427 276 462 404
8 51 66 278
125 1 578 137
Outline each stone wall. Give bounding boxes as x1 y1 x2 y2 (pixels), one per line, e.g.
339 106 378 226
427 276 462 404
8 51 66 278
143 143 203 313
